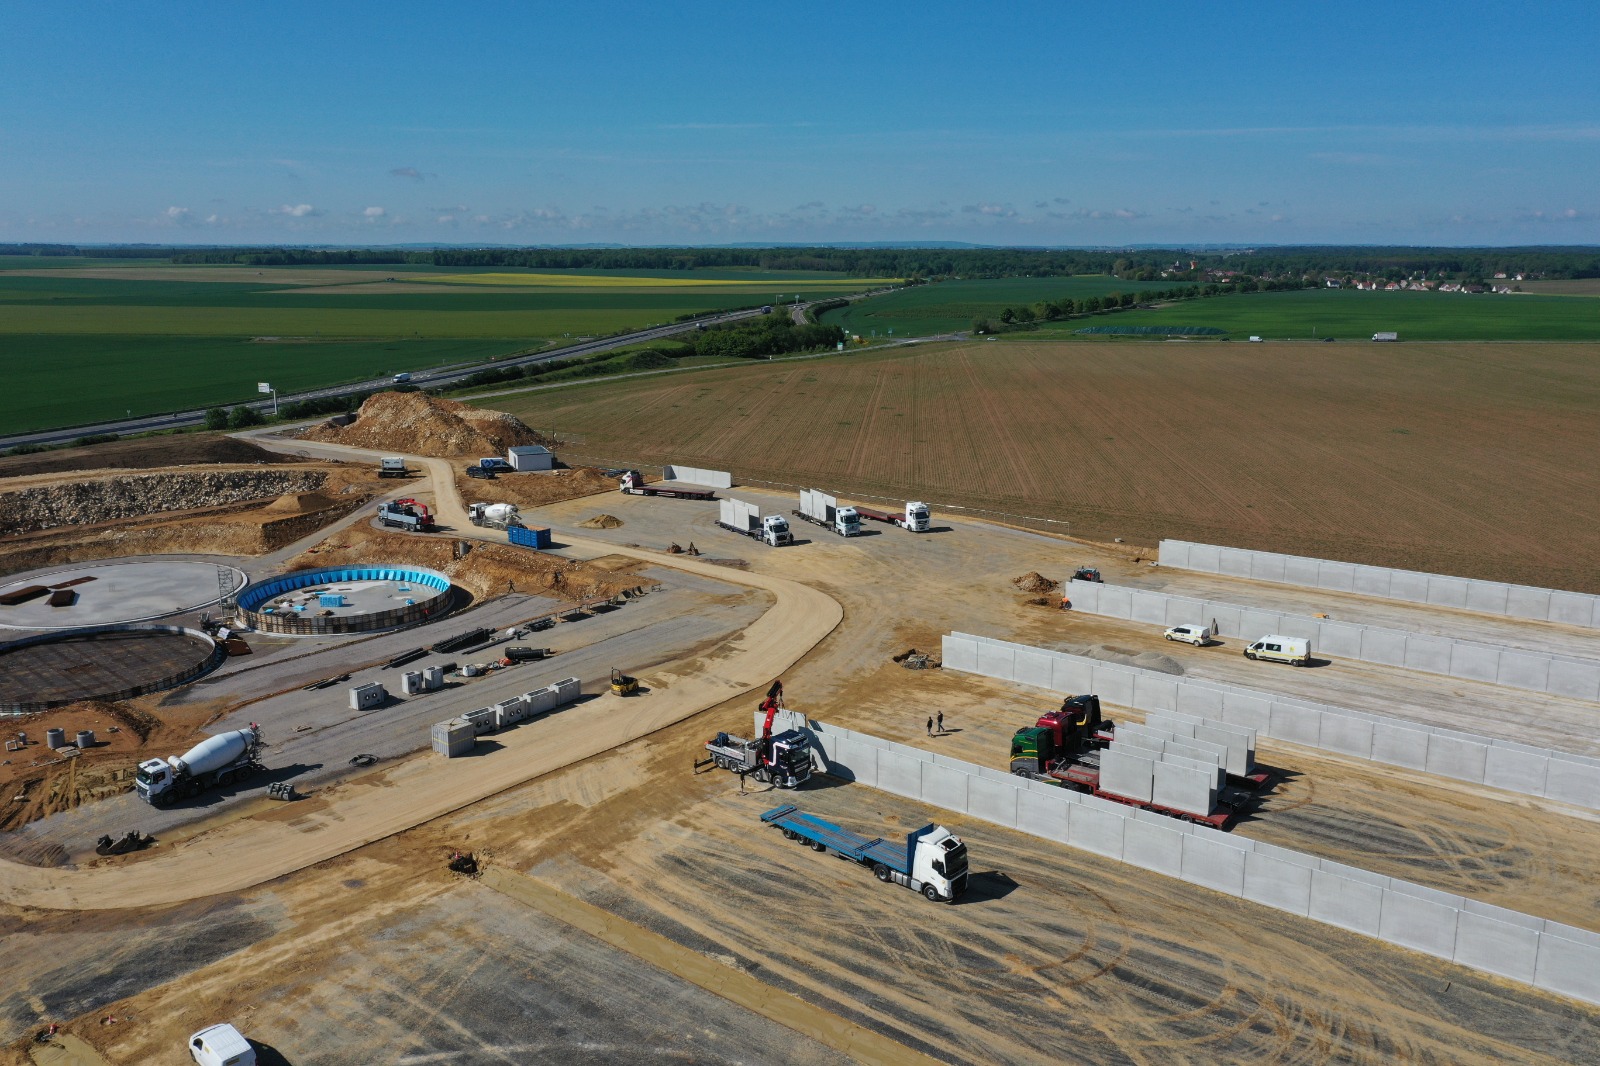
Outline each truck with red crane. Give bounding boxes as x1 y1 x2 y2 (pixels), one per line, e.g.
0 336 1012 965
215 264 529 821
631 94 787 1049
377 498 435 532
702 681 814 788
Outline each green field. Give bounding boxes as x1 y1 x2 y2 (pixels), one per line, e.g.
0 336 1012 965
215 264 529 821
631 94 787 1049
820 276 1172 336
1030 288 1600 342
0 264 886 433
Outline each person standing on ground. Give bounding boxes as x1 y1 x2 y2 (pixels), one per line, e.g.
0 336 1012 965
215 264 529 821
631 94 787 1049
926 716 933 736
936 711 945 734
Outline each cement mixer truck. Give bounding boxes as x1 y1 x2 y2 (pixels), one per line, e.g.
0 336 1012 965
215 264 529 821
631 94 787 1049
135 725 263 806
467 502 523 530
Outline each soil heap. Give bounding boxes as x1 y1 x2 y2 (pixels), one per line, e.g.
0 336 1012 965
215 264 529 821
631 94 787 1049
1012 571 1059 594
579 514 624 529
303 391 556 458
263 491 338 514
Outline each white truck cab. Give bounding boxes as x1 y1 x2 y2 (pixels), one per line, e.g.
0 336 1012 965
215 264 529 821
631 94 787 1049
834 506 861 537
762 514 794 547
189 1023 256 1066
1164 624 1211 646
1244 634 1311 666
904 501 930 532
909 825 969 902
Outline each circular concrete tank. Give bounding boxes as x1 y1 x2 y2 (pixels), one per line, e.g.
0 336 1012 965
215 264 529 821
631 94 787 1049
236 565 455 635
0 625 224 714
0 559 246 631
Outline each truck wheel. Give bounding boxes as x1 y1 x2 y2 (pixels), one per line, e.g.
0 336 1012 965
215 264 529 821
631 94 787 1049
923 884 942 902
1245 650 1257 660
782 828 797 841
874 864 892 882
810 840 826 852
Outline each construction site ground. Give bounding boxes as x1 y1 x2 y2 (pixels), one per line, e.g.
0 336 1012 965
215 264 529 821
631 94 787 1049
3 428 1599 1063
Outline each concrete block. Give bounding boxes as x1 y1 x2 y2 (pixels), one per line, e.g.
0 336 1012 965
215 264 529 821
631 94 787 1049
1424 734 1489 783
1449 642 1501 683
919 762 969 812
832 737 878 785
1352 565 1393 597
1388 568 1430 604
1403 634 1455 675
1548 591 1595 626
1016 787 1071 843
1220 692 1272 733
1453 912 1540 984
1318 560 1357 593
1371 722 1430 770
1100 748 1155 803
1316 622 1363 659
1547 659 1600 702
1158 539 1193 568
1243 851 1313 916
1483 744 1549 796
1219 548 1253 578
1317 713 1374 758
1268 702 1322 746
1122 818 1185 877
1534 933 1600 1005
1098 585 1134 619
1497 651 1551 691
1465 580 1510 615
966 775 1019 828
1504 585 1552 622
1132 673 1179 712
1066 798 1125 859
1378 888 1460 960
1360 628 1408 667
941 635 978 673
1308 871 1385 937
1050 654 1095 695
1130 590 1170 625
1250 552 1287 585
1180 833 1247 896
1090 665 1135 706
1152 762 1215 816
1176 684 1225 718
1426 575 1470 609
1013 648 1055 690
976 641 1016 681
1283 555 1322 588
875 748 922 798
1543 755 1600 810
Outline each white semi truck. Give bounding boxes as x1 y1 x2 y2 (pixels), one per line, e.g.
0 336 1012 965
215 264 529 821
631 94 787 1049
467 502 523 530
761 804 969 902
136 726 263 806
793 488 861 537
717 497 793 546
856 501 932 532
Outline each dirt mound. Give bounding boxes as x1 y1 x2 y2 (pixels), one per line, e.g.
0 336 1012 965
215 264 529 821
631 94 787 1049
1044 641 1185 676
457 466 617 510
263 491 338 514
0 432 294 478
579 514 624 529
1013 571 1059 593
302 391 556 458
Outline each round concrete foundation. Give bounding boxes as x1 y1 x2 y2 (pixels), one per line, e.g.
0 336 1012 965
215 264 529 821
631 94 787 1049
0 625 224 713
0 560 246 630
236 565 455 635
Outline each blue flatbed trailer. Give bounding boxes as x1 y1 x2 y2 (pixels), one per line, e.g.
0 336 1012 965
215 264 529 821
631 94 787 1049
761 803 968 902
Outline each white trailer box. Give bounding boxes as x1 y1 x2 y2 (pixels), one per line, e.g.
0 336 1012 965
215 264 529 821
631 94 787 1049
719 497 760 532
349 682 387 711
507 445 554 471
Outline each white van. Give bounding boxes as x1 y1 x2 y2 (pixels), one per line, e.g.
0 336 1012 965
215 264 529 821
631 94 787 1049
189 1023 256 1066
1244 635 1311 666
392 372 413 383
1163 624 1211 646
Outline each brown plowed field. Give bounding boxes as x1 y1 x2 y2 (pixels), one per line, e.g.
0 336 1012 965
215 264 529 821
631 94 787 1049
496 340 1600 592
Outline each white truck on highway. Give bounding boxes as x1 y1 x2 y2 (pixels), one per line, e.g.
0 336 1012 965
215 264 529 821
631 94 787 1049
468 502 523 529
717 497 793 546
793 488 860 537
136 726 263 806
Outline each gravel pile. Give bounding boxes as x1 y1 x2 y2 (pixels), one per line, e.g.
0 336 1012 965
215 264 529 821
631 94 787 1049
304 391 556 458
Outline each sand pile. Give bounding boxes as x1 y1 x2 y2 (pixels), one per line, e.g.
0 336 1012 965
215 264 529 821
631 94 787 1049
263 491 338 514
579 514 624 529
1044 641 1184 676
303 391 556 458
1013 571 1059 593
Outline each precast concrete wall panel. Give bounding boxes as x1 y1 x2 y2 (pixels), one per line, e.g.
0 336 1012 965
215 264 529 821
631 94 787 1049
1454 913 1541 984
1403 635 1456 675
1241 608 1284 638
1116 722 1177 743
1066 799 1126 859
1269 702 1323 746
1361 628 1408 667
1535 935 1600 1004
1450 642 1501 683
1544 756 1600 809
1547 660 1600 702
1196 724 1254 775
1144 713 1197 739
1283 555 1322 587
832 737 878 785
1549 591 1593 625
1051 655 1094 695
1427 576 1470 610
1165 745 1222 770
1162 753 1225 789
1353 565 1393 597
1424 735 1489 783
1219 548 1254 578
1091 665 1135 706
1318 714 1375 758
1484 745 1549 796
1371 722 1431 769
1152 762 1215 816
1243 852 1313 915
966 775 1019 828
1189 543 1220 571
1013 648 1055 690
940 635 978 673
1099 585 1134 619
919 762 970 812
976 642 1016 681
1181 834 1248 896
1318 560 1357 592
1221 692 1273 733
1466 581 1510 615
1308 872 1385 937
1100 748 1155 803
1208 604 1243 635
1130 591 1169 625
1176 685 1225 718
1069 579 1103 612
1114 734 1167 760
1316 622 1364 659
875 749 922 798
1159 539 1194 568
1498 651 1551 691
1505 585 1553 620
1132 673 1179 712
1123 818 1184 877
1016 788 1071 843
1389 569 1431 603
1378 891 1461 960
1251 553 1287 584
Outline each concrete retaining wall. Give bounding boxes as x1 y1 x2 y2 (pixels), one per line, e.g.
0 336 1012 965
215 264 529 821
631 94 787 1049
941 632 1600 813
1068 578 1600 701
801 713 1600 1008
1159 539 1600 630
663 464 733 489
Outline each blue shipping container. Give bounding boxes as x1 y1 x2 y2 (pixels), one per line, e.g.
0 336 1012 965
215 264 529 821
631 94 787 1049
508 525 551 549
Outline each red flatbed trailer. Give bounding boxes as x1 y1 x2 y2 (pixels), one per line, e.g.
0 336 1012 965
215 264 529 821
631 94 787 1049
855 505 897 524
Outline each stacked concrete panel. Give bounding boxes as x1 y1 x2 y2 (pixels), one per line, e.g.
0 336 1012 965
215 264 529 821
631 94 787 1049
431 718 474 758
802 715 1600 1008
1100 747 1155 802
1067 578 1600 700
941 632 1600 812
1160 539 1600 629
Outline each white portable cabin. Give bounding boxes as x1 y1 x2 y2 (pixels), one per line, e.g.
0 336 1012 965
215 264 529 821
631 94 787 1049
507 445 554 471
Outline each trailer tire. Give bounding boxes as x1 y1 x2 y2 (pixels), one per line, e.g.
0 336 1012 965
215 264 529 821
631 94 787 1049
810 840 826 852
874 864 892 882
922 884 942 902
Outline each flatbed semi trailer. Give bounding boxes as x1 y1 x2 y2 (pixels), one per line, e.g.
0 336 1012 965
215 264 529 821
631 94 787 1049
761 804 968 902
854 501 931 532
618 470 716 500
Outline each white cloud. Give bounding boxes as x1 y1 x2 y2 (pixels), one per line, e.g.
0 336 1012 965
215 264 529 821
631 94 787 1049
363 206 386 218
164 206 189 220
277 203 316 217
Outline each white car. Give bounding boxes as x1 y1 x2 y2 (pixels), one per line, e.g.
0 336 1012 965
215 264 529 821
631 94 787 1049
1164 624 1211 646
189 1024 256 1066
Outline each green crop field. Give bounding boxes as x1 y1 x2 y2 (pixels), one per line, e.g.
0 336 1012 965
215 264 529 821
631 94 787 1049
0 263 889 434
1029 288 1600 342
820 276 1172 336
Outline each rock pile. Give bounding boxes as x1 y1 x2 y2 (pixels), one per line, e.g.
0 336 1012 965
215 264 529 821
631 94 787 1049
0 470 328 536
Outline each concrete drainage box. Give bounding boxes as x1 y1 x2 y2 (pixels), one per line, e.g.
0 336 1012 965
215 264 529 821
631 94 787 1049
432 718 475 757
349 682 387 710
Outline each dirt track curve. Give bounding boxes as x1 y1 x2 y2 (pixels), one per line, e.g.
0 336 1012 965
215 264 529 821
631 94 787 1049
0 434 840 911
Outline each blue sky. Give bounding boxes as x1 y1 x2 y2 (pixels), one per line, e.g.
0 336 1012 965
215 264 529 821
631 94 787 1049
3 2 1597 246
